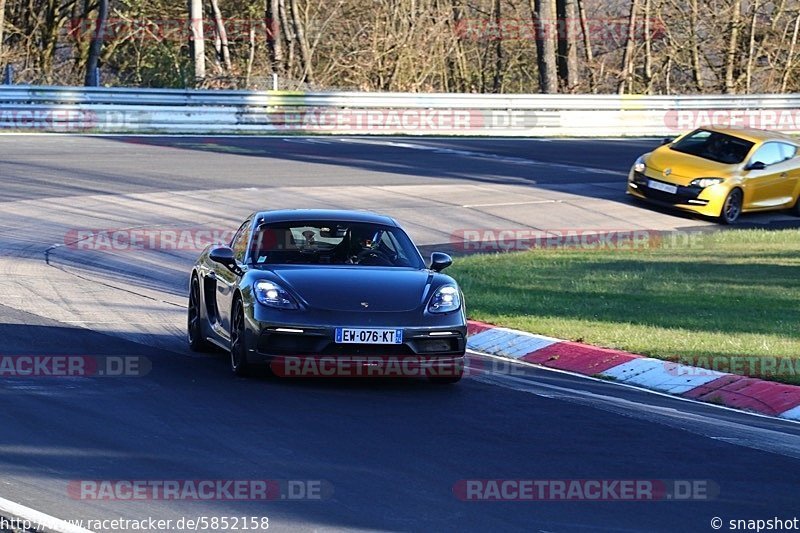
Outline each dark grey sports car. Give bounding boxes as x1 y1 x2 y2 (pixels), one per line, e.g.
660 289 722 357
188 210 467 382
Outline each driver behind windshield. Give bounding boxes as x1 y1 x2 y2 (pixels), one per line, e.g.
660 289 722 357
250 222 421 268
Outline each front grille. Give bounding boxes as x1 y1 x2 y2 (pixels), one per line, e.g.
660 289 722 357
634 172 702 205
320 343 416 356
257 332 327 354
413 338 461 353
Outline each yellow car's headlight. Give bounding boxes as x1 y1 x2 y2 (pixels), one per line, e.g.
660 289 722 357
633 155 646 174
690 177 724 188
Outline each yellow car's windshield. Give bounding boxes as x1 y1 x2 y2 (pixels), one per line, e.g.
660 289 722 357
670 129 754 164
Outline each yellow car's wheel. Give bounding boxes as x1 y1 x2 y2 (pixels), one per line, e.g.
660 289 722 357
719 189 743 224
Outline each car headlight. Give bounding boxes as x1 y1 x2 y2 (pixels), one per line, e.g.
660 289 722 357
689 177 724 188
254 280 298 309
633 155 646 174
428 285 461 314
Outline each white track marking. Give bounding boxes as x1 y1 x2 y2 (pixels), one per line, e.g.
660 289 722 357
461 199 563 208
0 496 94 533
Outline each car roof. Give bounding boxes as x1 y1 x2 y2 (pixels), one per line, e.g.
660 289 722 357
700 126 798 144
252 209 399 226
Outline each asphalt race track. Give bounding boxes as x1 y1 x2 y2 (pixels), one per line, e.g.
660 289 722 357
1 135 799 532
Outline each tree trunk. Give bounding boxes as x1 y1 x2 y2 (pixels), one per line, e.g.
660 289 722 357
531 0 557 93
188 0 206 84
576 0 594 92
689 0 704 91
41 0 60 76
556 0 579 91
84 0 108 86
492 0 503 92
448 0 468 92
781 12 800 92
745 0 759 93
209 0 232 73
288 0 313 83
642 0 652 93
724 0 742 94
246 24 255 87
266 0 284 75
279 0 295 76
618 0 639 94
0 0 6 64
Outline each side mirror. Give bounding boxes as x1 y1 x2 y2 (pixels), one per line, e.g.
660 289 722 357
746 161 766 171
209 246 242 274
661 137 673 146
430 252 453 272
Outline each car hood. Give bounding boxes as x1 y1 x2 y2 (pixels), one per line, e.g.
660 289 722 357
646 147 737 185
269 266 433 312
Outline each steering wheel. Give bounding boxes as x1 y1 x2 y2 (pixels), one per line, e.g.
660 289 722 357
355 248 394 266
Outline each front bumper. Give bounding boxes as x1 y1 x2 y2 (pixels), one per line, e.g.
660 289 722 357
626 169 727 218
249 324 466 378
267 353 466 378
253 325 466 358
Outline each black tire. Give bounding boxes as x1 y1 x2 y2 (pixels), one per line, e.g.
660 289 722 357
719 189 743 224
230 297 253 377
188 276 215 352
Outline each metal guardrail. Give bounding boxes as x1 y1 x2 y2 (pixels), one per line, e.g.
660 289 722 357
1 85 798 136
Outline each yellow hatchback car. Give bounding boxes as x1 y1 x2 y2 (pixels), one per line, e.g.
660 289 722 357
627 127 800 223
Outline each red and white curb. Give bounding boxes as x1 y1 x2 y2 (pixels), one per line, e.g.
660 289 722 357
467 320 800 421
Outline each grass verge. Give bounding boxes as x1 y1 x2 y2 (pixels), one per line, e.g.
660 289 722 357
450 228 800 385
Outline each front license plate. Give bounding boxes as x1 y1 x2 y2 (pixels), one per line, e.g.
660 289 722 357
335 328 403 344
648 179 678 194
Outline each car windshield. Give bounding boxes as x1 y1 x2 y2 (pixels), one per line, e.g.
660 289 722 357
248 221 425 268
669 129 754 164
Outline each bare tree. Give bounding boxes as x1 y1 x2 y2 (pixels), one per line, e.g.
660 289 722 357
246 23 255 86
781 11 800 92
688 0 704 91
188 0 206 84
531 0 557 93
618 0 640 94
643 0 653 93
576 0 594 92
84 0 109 86
266 0 284 75
209 0 232 73
744 0 758 93
288 0 313 83
556 0 579 91
724 0 742 93
492 0 502 91
0 0 6 64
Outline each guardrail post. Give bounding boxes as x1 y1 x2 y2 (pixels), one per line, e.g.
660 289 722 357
2 65 12 85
